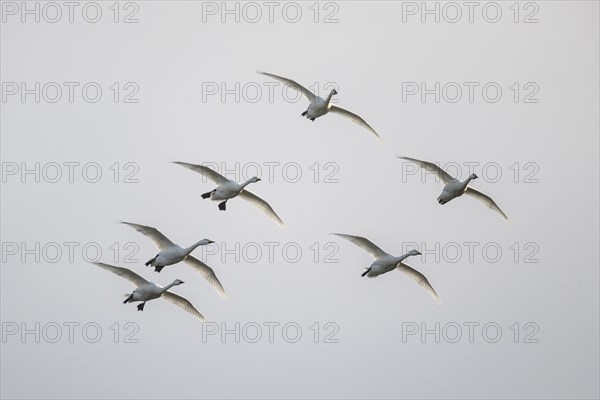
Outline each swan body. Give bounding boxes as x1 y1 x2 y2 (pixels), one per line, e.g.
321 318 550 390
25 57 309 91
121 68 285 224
126 280 178 304
333 233 440 303
173 161 286 228
437 175 476 205
208 177 261 202
302 88 337 120
257 71 380 140
90 262 205 320
366 253 420 277
147 238 214 269
399 156 510 222
120 222 228 300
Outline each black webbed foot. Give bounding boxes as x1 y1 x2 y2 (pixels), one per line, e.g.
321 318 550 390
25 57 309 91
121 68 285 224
145 256 156 267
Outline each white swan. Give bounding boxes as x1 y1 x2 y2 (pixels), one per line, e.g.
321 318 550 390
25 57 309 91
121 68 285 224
173 162 286 228
90 262 205 321
399 156 510 222
120 222 228 300
257 71 380 140
333 233 441 304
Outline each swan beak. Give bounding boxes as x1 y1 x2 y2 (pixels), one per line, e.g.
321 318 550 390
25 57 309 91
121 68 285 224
415 251 422 255
207 240 215 244
256 178 262 182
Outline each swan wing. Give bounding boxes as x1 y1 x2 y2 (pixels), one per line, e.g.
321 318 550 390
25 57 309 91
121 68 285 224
91 262 149 287
184 255 229 301
398 157 454 184
333 233 388 259
238 190 286 228
173 161 229 184
120 221 175 250
396 262 441 304
162 291 206 321
465 188 510 222
257 71 317 102
329 105 380 140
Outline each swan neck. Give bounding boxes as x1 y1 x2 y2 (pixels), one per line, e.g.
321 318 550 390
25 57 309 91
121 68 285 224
185 240 206 254
240 179 255 189
163 281 178 292
463 176 476 186
325 90 335 104
393 254 409 264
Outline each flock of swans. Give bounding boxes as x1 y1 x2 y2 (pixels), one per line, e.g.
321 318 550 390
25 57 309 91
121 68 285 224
90 71 510 321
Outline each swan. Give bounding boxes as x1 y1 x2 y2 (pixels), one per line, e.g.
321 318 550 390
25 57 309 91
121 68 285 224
173 161 286 228
399 156 510 222
90 262 205 320
120 222 228 300
333 233 441 304
257 71 380 140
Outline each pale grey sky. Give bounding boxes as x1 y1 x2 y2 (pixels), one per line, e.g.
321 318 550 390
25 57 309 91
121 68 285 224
1 1 599 399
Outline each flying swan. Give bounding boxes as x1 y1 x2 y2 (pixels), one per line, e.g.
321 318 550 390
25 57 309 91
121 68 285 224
90 262 205 321
257 71 380 140
399 156 510 222
120 221 228 300
333 233 441 304
173 162 286 228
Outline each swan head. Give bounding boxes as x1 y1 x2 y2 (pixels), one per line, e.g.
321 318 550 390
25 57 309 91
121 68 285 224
330 89 338 96
407 249 422 257
470 173 478 180
249 176 262 183
172 279 185 286
200 239 215 245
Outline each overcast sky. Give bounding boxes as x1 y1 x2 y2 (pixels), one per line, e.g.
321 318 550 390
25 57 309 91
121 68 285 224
1 1 599 399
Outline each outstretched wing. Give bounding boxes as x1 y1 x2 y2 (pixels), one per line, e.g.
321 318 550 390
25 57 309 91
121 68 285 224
398 157 455 184
333 233 388 259
90 262 149 287
257 71 317 102
329 105 380 140
173 162 230 185
184 255 229 301
238 190 286 228
120 222 175 250
465 188 510 222
162 291 206 321
396 263 441 304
